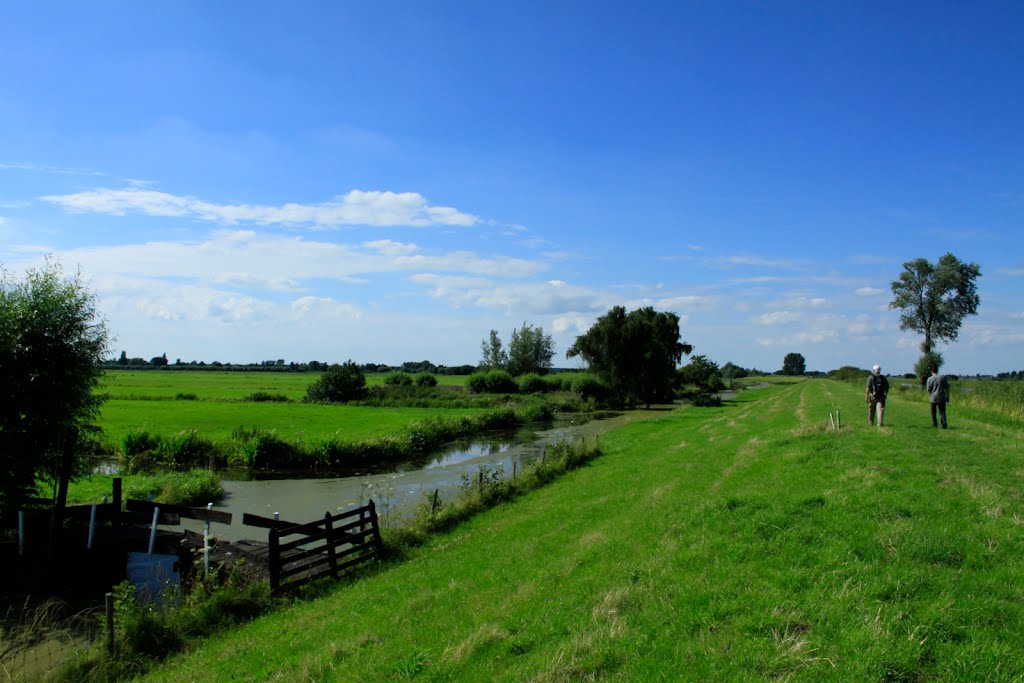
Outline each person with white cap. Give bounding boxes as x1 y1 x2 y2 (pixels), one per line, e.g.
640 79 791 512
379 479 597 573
866 364 889 427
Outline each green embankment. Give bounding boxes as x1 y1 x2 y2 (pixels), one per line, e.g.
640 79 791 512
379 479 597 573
143 379 1024 681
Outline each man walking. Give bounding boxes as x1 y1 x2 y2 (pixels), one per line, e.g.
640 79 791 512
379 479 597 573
866 364 889 427
926 366 950 429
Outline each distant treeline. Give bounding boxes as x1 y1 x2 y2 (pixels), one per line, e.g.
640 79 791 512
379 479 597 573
100 355 479 375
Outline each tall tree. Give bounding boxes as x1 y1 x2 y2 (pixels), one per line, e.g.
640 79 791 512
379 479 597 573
479 329 507 370
781 352 806 376
506 322 555 376
0 260 110 518
890 253 981 355
567 306 692 408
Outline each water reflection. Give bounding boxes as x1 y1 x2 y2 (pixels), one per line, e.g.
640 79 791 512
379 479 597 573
179 411 631 541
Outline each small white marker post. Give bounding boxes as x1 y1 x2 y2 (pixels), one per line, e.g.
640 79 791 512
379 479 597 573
87 503 98 550
148 506 160 555
204 502 213 577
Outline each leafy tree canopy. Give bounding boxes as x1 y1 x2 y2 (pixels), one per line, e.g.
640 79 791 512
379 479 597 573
480 323 555 376
305 361 367 403
1 260 110 516
567 306 692 408
678 355 725 394
890 253 981 355
781 352 806 376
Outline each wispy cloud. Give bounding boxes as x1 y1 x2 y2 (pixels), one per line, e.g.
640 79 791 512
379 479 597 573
41 187 480 228
755 310 802 326
410 274 614 315
1 161 104 176
855 286 885 296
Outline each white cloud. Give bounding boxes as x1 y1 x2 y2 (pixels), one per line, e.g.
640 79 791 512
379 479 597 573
0 161 104 176
41 187 480 228
654 295 717 311
856 287 885 296
755 311 802 326
290 296 362 320
411 274 613 315
362 239 420 256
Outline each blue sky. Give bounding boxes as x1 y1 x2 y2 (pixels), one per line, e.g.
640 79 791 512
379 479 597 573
2 2 1022 374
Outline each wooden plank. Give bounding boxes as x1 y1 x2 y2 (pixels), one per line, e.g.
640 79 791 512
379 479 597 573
126 499 232 524
242 512 299 530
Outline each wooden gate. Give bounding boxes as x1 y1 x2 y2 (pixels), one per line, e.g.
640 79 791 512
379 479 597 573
245 501 383 593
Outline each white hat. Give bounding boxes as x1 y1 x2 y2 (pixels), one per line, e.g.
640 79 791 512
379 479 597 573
872 364 881 373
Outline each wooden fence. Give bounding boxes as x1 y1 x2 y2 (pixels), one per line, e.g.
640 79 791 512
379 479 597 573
243 500 383 593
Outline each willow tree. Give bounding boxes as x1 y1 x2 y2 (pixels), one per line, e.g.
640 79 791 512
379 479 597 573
889 253 981 375
567 306 692 408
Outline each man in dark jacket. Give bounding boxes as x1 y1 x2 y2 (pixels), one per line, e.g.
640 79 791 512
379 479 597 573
866 364 889 427
926 366 950 429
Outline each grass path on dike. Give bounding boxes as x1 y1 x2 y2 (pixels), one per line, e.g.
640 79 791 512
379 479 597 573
143 379 1024 681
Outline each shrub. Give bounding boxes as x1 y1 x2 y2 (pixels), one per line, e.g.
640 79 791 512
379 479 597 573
175 393 199 401
157 430 219 468
414 372 438 387
244 392 290 403
234 429 299 469
467 370 518 394
691 394 723 407
517 373 549 394
571 375 608 403
383 371 413 386
306 361 367 403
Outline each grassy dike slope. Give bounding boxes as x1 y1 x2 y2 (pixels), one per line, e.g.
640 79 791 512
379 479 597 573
144 379 1024 681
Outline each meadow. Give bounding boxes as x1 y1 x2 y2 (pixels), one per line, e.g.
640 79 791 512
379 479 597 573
94 370 485 448
131 378 1024 681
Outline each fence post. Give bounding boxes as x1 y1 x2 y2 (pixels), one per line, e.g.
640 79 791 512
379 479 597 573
478 471 484 497
268 527 281 593
105 591 115 656
430 489 439 515
204 502 213 578
367 500 384 554
112 478 122 527
512 461 517 483
324 511 338 579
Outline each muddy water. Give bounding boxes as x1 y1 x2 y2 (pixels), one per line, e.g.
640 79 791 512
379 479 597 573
182 410 651 542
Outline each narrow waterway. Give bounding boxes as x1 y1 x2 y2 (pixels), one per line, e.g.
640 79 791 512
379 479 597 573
181 410 650 541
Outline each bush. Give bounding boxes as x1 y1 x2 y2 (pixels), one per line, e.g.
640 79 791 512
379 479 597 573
467 370 518 394
517 373 547 394
244 392 290 403
175 392 199 401
233 429 299 469
691 394 723 407
383 371 413 386
306 361 367 403
571 375 608 403
414 372 438 387
155 430 219 469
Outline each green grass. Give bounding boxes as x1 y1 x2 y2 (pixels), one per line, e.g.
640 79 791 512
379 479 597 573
98 399 486 445
129 378 1024 681
98 370 468 401
59 471 224 507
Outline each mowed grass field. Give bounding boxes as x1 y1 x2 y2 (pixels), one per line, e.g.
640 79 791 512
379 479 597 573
96 371 481 444
142 378 1024 681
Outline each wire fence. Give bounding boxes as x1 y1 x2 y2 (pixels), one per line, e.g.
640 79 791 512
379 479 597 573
1 598 103 682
